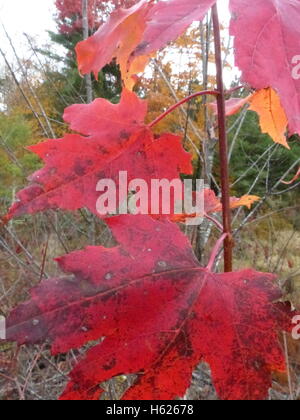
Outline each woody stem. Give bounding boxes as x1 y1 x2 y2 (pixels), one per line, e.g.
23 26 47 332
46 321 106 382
212 3 233 272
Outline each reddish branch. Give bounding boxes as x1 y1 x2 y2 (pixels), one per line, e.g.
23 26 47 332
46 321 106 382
212 4 233 272
225 85 246 96
148 90 219 128
148 14 235 273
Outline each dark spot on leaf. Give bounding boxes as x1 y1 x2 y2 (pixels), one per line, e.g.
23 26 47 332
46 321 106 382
134 41 149 55
120 130 130 139
102 358 117 371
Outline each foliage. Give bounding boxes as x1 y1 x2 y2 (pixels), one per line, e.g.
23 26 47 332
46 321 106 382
228 109 300 197
55 0 137 35
7 215 293 401
48 0 139 103
4 89 192 222
0 113 40 204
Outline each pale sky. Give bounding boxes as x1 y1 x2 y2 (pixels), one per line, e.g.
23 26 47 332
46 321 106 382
0 0 57 53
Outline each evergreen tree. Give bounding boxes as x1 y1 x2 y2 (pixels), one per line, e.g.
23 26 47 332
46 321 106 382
47 0 138 104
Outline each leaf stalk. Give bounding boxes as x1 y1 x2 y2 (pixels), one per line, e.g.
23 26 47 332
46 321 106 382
148 90 219 128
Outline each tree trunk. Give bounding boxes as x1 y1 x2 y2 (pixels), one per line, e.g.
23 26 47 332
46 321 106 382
82 0 93 104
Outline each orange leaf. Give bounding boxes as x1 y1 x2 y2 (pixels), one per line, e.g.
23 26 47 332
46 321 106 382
171 190 260 223
209 193 260 213
229 195 260 210
76 0 151 89
76 0 216 90
125 55 150 90
249 88 289 149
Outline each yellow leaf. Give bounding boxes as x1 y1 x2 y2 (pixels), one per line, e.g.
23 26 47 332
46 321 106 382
249 88 289 149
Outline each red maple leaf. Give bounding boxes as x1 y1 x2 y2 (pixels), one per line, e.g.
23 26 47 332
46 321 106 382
76 0 217 86
3 90 192 223
6 216 295 400
132 0 217 56
230 0 300 136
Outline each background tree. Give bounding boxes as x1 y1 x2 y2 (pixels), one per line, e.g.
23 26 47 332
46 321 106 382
47 0 138 103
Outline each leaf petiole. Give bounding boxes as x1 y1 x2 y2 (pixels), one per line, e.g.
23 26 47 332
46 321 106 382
206 233 229 272
148 90 219 128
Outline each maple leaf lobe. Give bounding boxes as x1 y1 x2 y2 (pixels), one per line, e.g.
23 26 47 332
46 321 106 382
4 90 192 222
6 215 295 401
230 0 300 135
